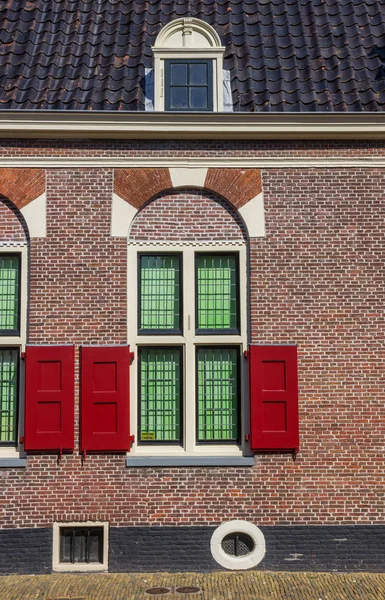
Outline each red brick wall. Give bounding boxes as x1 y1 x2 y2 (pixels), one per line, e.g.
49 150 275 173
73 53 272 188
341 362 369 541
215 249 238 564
129 189 247 241
0 141 385 529
0 196 28 242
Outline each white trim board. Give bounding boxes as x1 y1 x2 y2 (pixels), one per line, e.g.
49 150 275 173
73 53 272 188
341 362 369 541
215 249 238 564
0 156 385 168
0 111 385 138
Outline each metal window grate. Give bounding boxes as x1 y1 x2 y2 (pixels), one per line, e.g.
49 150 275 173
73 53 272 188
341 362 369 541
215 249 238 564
0 349 18 444
221 532 255 557
139 347 181 443
196 254 238 332
0 255 20 334
60 527 103 564
196 347 239 442
139 255 181 332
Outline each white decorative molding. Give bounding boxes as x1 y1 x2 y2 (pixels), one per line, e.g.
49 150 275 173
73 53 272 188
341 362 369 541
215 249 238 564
169 167 208 188
127 240 245 247
0 156 384 168
111 193 137 237
238 192 266 238
0 241 28 247
20 192 46 238
0 111 384 139
153 17 224 50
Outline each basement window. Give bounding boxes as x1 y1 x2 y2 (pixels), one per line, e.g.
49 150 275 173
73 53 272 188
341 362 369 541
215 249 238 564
53 522 108 572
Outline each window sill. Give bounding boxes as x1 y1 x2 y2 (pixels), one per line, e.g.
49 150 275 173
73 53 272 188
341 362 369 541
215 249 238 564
126 456 254 467
0 458 26 467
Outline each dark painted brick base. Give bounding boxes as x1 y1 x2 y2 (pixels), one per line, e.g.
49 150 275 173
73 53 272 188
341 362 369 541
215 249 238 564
0 528 52 575
260 526 385 572
110 525 385 573
109 527 218 573
1 525 385 574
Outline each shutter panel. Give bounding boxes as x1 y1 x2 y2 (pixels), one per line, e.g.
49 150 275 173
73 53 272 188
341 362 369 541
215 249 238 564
249 345 299 451
81 346 131 452
24 345 74 451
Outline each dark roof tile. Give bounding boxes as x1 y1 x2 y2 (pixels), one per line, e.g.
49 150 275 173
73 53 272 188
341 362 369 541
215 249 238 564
0 0 385 111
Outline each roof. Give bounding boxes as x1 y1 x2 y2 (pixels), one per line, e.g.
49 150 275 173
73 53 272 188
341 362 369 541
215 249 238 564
0 0 385 112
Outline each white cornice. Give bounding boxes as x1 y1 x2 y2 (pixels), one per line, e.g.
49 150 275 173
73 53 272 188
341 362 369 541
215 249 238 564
0 156 385 168
0 111 385 139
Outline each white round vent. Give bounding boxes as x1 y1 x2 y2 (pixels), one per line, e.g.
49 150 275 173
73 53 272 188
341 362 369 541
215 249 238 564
210 520 266 570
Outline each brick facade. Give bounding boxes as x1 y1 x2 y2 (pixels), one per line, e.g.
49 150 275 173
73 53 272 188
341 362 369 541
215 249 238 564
1 140 385 572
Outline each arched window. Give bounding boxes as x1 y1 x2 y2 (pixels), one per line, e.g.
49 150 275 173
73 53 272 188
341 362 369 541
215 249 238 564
0 197 28 455
127 189 250 462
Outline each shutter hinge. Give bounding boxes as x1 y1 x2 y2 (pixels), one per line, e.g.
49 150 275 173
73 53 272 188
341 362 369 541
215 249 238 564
21 352 26 360
245 434 250 442
243 350 249 358
129 352 135 363
129 434 135 444
19 436 24 444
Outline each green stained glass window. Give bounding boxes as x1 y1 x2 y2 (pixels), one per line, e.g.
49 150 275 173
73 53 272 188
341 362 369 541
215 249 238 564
139 347 181 443
196 254 239 332
197 347 239 442
139 255 181 333
0 349 18 444
0 255 20 334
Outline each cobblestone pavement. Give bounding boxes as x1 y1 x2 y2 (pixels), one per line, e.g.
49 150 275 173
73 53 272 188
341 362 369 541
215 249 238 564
0 572 384 600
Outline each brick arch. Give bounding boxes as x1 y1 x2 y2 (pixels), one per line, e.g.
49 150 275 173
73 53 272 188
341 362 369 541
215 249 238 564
114 167 262 211
129 188 247 243
0 168 45 210
0 195 29 242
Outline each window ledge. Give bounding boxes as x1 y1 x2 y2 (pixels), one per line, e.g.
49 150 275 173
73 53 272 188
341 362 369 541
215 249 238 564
126 456 254 467
0 458 26 468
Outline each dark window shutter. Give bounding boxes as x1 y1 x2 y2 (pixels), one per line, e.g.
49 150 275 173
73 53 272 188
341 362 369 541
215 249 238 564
249 345 299 452
24 346 74 451
81 346 132 452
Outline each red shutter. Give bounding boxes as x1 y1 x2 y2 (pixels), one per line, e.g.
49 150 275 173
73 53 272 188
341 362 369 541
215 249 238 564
81 346 132 452
24 345 74 451
249 345 299 452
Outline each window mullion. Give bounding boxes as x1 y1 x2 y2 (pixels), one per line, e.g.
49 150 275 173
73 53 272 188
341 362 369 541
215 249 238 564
184 248 195 452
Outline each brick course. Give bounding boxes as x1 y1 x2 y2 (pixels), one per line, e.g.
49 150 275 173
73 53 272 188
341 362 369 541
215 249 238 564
129 189 247 242
0 141 384 538
0 196 29 242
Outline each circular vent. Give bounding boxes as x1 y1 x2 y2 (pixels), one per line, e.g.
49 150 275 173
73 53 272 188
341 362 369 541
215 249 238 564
221 532 255 557
210 520 266 570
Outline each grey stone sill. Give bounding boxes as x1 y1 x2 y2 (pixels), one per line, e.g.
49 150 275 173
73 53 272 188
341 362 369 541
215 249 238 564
126 456 254 467
0 458 26 467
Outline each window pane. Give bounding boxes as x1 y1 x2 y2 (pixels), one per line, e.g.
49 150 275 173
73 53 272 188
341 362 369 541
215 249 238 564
190 87 208 109
170 87 188 109
189 63 208 85
139 255 181 332
0 256 20 333
139 347 181 443
196 254 238 331
88 528 103 563
197 347 239 442
0 349 18 444
170 63 188 85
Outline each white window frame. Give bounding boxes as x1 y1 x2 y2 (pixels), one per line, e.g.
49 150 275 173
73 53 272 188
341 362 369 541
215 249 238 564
128 242 247 457
0 245 28 459
152 18 226 112
52 521 109 573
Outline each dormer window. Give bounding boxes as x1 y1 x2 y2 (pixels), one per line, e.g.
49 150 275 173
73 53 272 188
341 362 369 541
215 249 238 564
152 18 225 112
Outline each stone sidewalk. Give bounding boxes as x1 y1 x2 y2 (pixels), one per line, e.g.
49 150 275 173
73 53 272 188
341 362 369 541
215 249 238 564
0 571 384 600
